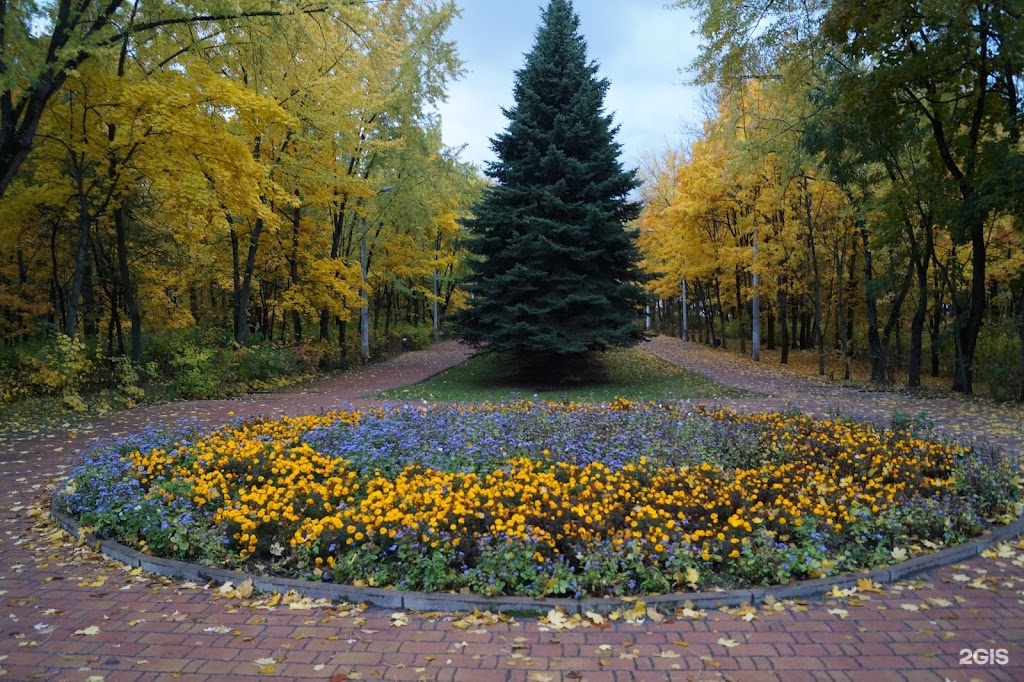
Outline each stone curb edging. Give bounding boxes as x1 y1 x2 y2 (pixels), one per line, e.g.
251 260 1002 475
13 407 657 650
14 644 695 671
49 499 1024 617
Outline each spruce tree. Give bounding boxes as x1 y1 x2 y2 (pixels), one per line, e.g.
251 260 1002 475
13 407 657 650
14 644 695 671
454 0 648 367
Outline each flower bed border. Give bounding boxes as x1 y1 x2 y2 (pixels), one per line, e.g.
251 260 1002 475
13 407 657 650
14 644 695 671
49 497 1024 615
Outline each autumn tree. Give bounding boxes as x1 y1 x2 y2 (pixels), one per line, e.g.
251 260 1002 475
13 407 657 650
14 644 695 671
455 0 648 368
821 0 1023 393
0 0 474 390
674 0 1024 395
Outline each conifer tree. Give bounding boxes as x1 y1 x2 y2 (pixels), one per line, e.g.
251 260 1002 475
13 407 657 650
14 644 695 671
454 0 648 365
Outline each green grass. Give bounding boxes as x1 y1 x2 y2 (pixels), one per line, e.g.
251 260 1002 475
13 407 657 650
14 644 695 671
376 347 756 402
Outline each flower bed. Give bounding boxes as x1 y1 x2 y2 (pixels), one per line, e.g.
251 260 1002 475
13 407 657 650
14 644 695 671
57 400 1021 597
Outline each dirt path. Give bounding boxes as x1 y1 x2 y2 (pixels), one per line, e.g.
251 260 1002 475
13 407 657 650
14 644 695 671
0 340 475 464
1 338 1022 681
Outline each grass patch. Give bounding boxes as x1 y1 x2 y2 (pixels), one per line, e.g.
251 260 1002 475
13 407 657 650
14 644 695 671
377 347 755 402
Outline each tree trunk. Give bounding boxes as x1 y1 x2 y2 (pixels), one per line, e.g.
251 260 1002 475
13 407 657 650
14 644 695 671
231 217 265 346
66 180 92 338
106 16 141 365
846 246 857 356
790 296 798 350
693 280 706 344
835 250 850 381
232 135 268 346
680 280 689 341
752 236 760 361
230 220 242 341
882 269 913 384
799 308 808 350
778 284 789 364
736 269 745 354
82 257 98 338
907 223 933 389
50 220 67 332
950 214 987 394
320 311 332 342
715 278 727 349
858 219 888 383
0 74 65 202
1017 289 1024 402
290 203 303 343
111 298 124 355
929 276 943 377
15 246 28 342
337 319 348 363
908 277 927 388
803 177 825 376
114 208 142 366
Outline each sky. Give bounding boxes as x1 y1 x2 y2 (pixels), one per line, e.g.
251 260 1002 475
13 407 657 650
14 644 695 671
435 1 705 172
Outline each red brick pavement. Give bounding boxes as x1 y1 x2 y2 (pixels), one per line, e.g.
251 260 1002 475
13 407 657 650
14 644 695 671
1 338 1022 681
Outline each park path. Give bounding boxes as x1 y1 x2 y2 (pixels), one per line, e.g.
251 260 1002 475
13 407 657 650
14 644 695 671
1 337 1022 682
643 337 1024 455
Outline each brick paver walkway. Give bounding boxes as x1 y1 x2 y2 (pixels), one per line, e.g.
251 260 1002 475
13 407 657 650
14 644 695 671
2 338 1022 681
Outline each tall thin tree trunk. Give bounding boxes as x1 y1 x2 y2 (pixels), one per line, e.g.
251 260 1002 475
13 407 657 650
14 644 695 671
680 280 689 341
337 319 348 363
790 296 798 350
907 223 933 388
835 250 850 381
109 7 141 364
1017 290 1024 402
66 182 92 338
230 219 242 341
16 246 29 342
232 217 265 346
50 220 67 332
909 276 928 389
858 219 887 383
803 177 825 375
799 308 808 350
115 208 142 366
929 273 944 377
846 249 857 356
290 203 303 343
106 290 118 354
82 256 98 338
715 278 726 349
778 283 789 364
736 269 745 354
951 214 987 394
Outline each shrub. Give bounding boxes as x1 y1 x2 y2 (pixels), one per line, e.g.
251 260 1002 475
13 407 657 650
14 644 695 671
953 440 1022 518
889 410 935 437
5 333 95 411
170 343 219 398
290 340 341 372
228 344 303 385
974 328 1022 402
398 324 434 350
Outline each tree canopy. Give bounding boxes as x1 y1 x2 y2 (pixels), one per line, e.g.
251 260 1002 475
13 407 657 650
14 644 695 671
0 0 482 379
638 0 1023 398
